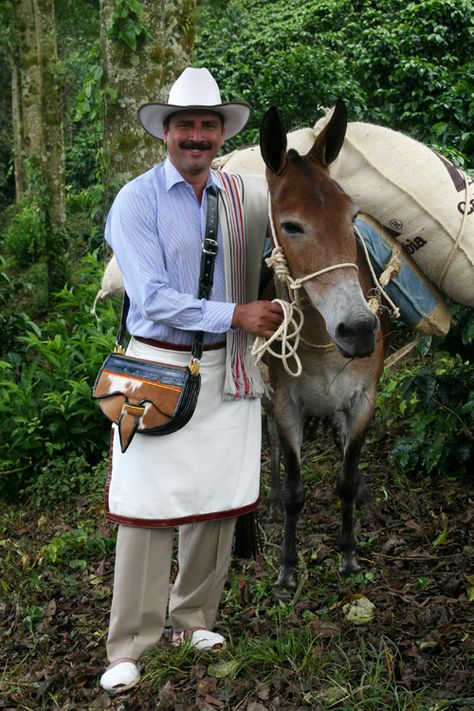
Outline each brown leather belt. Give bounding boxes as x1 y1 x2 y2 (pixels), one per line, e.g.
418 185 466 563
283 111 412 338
134 336 226 352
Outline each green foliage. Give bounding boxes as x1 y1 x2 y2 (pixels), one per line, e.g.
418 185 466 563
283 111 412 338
435 302 474 361
389 362 474 476
377 353 474 478
195 0 474 163
108 0 153 51
2 160 48 267
0 309 41 360
40 522 115 569
3 203 46 267
55 0 101 190
75 62 113 123
0 252 13 303
25 456 107 508
71 43 113 197
0 254 118 501
381 303 474 479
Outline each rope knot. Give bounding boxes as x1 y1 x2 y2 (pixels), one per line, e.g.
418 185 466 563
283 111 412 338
266 247 291 282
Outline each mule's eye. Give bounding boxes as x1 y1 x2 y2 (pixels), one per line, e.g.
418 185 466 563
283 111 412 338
281 221 304 236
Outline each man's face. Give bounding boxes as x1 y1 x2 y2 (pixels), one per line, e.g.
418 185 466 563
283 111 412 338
163 110 225 182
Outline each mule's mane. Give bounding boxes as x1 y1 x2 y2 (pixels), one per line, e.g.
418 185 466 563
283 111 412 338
287 147 322 180
287 148 302 162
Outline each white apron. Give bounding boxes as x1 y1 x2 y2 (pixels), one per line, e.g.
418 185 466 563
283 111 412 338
105 337 261 527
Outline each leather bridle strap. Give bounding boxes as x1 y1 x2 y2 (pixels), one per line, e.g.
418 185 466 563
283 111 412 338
266 192 358 295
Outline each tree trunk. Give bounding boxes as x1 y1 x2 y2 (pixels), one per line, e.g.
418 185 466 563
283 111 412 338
34 0 67 293
15 0 44 188
10 0 67 295
100 0 196 206
9 50 26 199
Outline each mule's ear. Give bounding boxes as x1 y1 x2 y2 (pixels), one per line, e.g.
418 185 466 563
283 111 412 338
309 99 347 166
260 106 288 175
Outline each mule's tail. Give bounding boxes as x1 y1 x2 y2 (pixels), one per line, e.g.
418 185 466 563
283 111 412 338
234 511 259 559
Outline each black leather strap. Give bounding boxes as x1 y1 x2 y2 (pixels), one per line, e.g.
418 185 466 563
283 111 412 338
116 184 220 359
192 184 219 361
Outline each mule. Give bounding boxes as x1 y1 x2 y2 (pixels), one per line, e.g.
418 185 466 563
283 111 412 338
259 101 389 597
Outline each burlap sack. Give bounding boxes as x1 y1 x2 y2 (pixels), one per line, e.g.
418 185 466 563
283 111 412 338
355 214 451 336
214 127 315 173
314 110 474 307
91 255 123 316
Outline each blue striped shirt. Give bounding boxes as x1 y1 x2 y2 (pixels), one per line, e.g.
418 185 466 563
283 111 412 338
105 159 236 345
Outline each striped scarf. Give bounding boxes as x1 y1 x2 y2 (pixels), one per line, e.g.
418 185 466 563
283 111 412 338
217 171 267 400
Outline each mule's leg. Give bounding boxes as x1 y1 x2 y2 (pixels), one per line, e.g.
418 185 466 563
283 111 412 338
265 409 283 523
273 410 305 598
332 394 373 575
331 422 372 510
336 436 365 575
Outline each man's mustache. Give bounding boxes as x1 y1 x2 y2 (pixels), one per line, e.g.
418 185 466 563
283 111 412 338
180 140 213 151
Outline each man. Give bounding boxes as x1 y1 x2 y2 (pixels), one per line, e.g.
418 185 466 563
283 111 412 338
99 67 283 694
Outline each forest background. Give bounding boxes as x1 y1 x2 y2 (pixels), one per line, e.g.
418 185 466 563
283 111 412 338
0 0 473 708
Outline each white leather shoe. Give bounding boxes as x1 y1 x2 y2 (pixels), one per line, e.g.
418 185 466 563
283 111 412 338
172 628 226 651
100 660 140 694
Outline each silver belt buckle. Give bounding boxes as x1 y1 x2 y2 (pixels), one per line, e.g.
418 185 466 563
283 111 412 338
202 238 218 255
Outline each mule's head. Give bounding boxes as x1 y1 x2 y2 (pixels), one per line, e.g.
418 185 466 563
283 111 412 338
260 101 379 358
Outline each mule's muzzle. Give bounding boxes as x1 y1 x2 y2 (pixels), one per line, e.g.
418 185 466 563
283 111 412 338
334 312 379 358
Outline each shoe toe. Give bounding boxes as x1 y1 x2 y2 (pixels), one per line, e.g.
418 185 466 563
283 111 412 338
189 629 226 651
100 661 140 694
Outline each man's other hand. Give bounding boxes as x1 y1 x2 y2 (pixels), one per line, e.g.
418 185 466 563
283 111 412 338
231 301 284 338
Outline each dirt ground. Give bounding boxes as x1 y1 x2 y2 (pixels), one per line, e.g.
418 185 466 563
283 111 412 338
1 421 473 710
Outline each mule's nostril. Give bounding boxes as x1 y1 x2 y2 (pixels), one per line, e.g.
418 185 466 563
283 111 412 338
336 323 354 340
337 313 378 342
335 316 378 358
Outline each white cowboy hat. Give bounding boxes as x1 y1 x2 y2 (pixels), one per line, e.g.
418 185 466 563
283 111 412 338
138 67 251 140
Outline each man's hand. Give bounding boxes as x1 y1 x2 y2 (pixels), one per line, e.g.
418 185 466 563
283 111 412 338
232 301 284 338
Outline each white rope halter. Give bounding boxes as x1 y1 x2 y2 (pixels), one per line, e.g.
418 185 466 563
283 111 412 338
251 193 359 377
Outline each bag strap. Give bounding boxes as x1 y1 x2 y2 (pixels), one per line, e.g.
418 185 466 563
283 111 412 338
115 184 220 364
191 184 219 361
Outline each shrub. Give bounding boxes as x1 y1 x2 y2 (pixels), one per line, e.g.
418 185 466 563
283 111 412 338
196 0 474 164
0 254 118 501
377 351 474 479
3 202 46 268
40 521 115 570
389 362 474 476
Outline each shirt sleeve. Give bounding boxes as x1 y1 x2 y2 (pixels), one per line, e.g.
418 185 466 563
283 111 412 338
105 185 236 333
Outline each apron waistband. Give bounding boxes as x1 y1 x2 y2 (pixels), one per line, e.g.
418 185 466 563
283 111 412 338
134 336 226 352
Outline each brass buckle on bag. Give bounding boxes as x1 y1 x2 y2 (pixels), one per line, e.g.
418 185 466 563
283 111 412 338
188 357 201 376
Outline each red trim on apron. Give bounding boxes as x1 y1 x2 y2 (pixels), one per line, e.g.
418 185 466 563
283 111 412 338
105 495 260 528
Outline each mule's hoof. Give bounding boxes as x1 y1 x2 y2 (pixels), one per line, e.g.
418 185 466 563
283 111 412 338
274 568 296 599
266 511 284 524
272 584 292 602
355 483 372 508
339 559 361 577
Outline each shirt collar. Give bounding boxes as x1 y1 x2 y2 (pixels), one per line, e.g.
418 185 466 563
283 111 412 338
164 158 224 194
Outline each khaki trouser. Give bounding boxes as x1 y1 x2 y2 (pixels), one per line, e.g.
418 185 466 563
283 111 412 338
105 517 236 662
